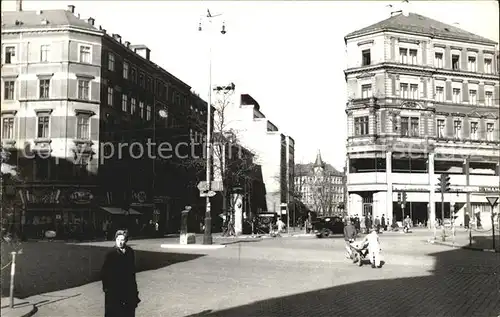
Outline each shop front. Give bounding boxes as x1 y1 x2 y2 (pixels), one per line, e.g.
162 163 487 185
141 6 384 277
19 185 102 240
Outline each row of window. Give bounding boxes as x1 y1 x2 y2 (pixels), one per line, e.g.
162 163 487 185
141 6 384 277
2 114 91 140
353 116 496 141
3 45 92 64
3 78 91 101
360 48 495 74
360 83 494 106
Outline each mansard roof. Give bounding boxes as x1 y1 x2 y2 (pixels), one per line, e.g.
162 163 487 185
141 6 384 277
2 9 97 31
345 12 497 45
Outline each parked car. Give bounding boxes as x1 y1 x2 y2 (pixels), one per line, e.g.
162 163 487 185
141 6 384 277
313 216 344 238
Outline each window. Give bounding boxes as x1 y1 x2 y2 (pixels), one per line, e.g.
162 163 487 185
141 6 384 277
3 81 15 100
122 94 128 112
123 62 129 79
362 49 371 66
401 117 409 136
400 83 408 98
139 73 145 87
131 68 137 83
78 79 90 100
410 84 418 99
435 52 443 68
39 79 50 99
37 115 50 138
354 116 369 136
410 117 419 137
467 56 476 72
435 86 444 102
2 117 14 139
487 123 494 141
452 55 460 70
399 48 408 64
108 53 115 71
484 58 492 74
146 105 151 121
107 86 114 106
409 49 417 64
437 119 445 138
40 45 50 62
453 120 462 138
452 88 461 103
131 98 136 115
485 91 493 106
361 84 372 98
79 45 91 63
470 122 478 140
469 90 477 105
5 46 16 64
76 115 90 140
139 101 144 118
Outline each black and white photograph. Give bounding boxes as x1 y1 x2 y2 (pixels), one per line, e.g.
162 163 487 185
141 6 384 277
1 0 499 316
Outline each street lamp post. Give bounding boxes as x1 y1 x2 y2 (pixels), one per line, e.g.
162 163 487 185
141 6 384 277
199 9 226 245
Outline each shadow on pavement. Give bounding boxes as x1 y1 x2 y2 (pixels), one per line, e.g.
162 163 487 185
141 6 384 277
464 234 500 252
1 241 204 299
187 236 500 317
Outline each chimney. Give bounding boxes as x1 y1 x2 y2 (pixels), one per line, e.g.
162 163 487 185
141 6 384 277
112 34 122 43
16 0 22 11
67 5 75 14
401 0 409 17
88 17 95 26
124 41 131 48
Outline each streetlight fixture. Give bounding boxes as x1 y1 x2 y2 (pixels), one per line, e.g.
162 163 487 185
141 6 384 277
199 9 226 245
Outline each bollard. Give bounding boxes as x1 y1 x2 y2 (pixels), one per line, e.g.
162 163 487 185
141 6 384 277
9 251 16 308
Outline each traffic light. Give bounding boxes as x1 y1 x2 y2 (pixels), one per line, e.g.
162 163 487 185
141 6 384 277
437 174 451 193
397 192 402 203
403 192 407 203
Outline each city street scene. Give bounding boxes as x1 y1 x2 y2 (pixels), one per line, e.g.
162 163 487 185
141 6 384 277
1 0 499 316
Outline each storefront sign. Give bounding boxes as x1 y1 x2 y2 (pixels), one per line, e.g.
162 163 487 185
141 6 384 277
480 187 500 193
23 189 60 204
69 190 94 204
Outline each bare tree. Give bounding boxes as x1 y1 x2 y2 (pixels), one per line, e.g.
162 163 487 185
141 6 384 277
180 88 260 235
310 171 337 216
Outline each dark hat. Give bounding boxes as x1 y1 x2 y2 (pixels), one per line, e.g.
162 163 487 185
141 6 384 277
114 229 129 241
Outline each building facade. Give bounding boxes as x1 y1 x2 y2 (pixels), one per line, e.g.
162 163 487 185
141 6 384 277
344 11 499 228
1 5 208 237
295 151 345 217
221 92 295 215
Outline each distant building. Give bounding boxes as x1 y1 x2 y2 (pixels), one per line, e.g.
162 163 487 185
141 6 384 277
1 4 208 237
344 9 499 227
294 151 345 217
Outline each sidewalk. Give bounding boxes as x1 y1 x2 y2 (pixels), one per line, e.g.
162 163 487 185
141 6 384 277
0 298 36 317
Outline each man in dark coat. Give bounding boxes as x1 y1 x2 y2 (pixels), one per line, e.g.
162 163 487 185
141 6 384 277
101 230 140 317
381 214 387 231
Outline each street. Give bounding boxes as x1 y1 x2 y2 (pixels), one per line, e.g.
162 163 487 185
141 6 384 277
9 231 500 317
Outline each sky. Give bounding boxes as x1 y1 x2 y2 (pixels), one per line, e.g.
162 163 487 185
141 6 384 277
2 0 499 171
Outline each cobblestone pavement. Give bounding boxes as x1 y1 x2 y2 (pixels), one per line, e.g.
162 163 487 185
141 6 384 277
20 234 500 317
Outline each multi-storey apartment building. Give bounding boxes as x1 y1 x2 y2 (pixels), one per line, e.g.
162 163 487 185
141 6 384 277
295 152 345 217
1 5 208 237
344 10 499 228
221 92 295 216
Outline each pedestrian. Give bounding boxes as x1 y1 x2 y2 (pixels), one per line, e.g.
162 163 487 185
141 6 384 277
374 216 381 233
343 219 357 259
276 217 285 236
464 212 470 229
101 230 140 317
381 214 386 231
361 228 382 268
360 215 366 234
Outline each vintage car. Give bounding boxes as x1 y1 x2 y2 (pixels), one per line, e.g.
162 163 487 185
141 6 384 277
313 216 344 238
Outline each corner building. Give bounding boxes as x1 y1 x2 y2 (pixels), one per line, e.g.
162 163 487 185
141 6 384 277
344 12 500 227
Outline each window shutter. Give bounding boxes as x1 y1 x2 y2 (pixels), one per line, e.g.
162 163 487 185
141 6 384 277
462 83 469 102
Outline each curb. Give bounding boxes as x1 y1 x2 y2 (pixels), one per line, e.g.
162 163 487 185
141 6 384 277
426 239 499 253
0 305 37 317
160 244 226 250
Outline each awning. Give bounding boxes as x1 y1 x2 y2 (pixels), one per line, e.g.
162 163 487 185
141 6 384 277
101 207 142 215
